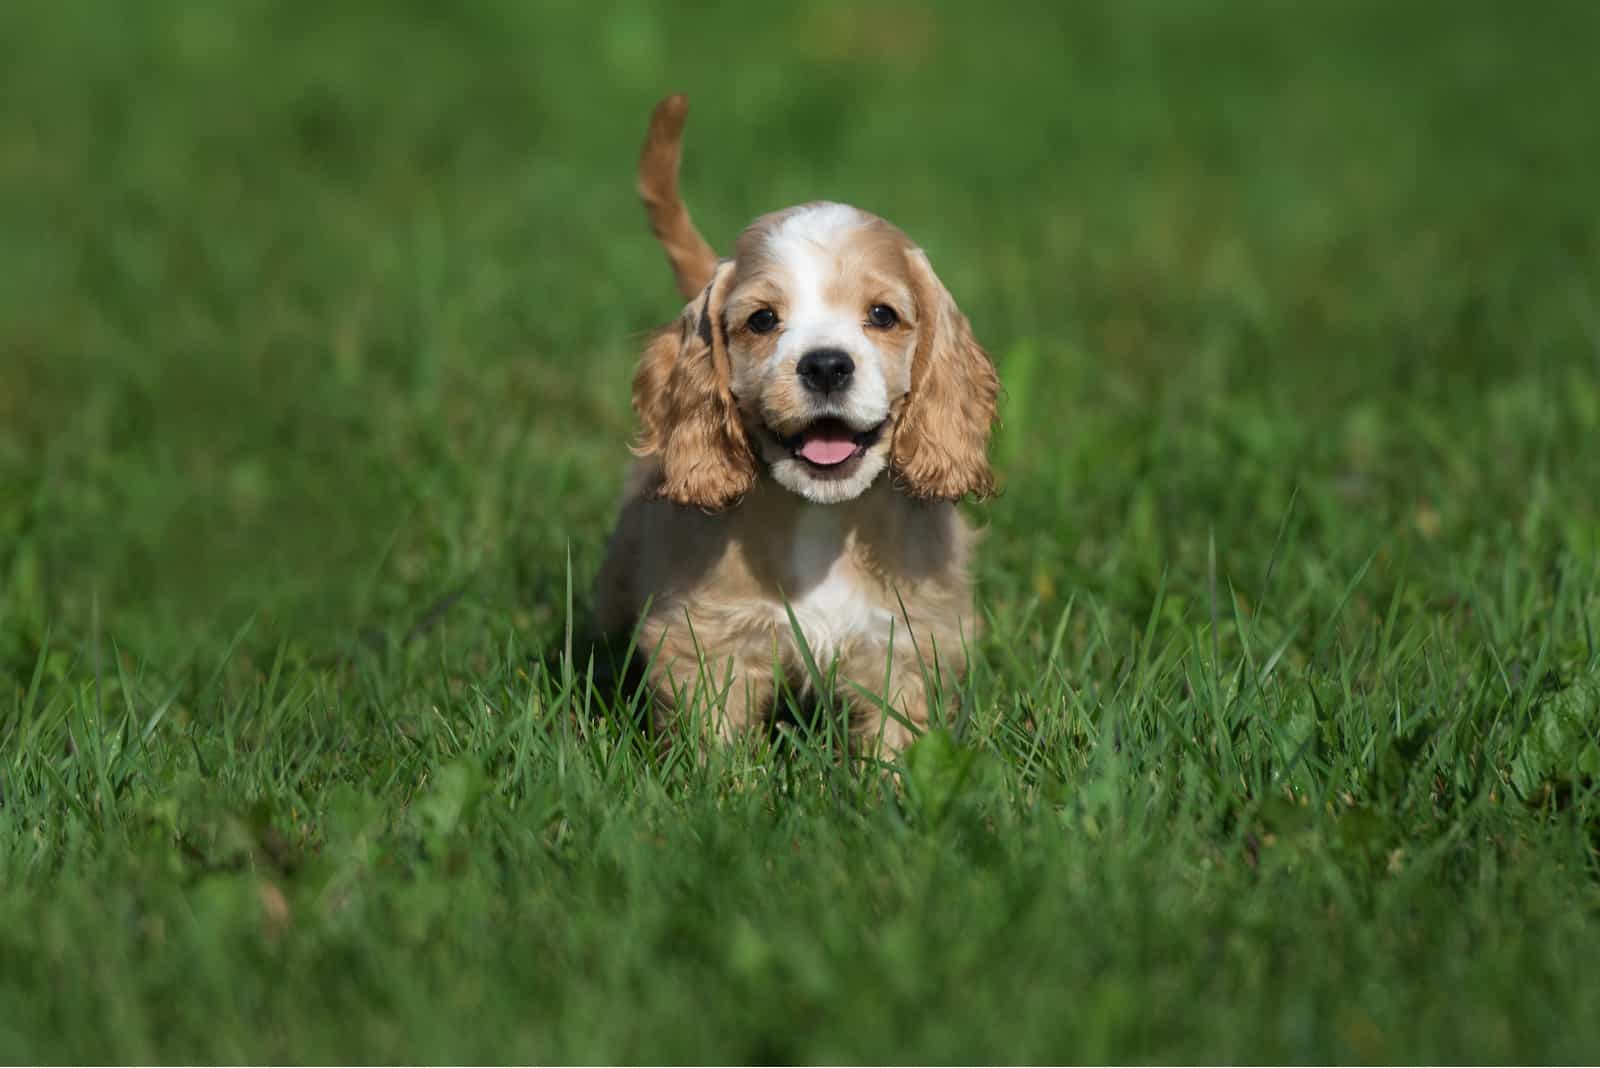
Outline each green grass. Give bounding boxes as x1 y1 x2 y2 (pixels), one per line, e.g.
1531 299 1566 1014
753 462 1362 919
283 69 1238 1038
3 0 1600 1061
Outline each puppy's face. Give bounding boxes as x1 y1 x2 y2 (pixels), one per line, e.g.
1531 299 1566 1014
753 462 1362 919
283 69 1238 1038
632 201 998 511
723 204 917 504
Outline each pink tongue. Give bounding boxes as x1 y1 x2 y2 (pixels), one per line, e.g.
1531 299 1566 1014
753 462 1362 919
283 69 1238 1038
797 427 858 466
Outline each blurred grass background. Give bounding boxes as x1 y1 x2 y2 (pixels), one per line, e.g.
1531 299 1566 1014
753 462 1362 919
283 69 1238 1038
2 0 1598 1061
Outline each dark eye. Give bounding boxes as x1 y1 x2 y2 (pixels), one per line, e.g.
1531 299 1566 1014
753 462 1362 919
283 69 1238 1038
747 308 779 334
867 304 899 329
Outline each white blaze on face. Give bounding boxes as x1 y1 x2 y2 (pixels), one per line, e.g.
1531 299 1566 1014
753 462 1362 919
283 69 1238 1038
763 203 890 429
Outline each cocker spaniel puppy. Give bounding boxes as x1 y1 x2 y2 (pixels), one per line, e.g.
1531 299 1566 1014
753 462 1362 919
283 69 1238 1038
595 95 998 755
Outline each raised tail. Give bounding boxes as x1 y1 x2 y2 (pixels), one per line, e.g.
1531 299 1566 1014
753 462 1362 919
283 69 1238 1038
638 94 718 300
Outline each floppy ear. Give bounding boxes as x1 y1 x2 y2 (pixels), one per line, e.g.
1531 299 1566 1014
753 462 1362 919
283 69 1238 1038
891 248 999 501
631 262 757 510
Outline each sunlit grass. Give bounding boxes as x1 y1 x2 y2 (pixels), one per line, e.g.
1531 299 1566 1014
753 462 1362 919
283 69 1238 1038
2 0 1598 1060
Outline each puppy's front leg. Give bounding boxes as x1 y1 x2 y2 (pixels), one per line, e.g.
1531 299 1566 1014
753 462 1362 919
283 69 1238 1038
651 666 768 744
839 641 939 759
646 620 776 745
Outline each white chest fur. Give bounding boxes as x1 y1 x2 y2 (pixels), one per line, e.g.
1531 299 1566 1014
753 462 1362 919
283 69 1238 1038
782 505 898 662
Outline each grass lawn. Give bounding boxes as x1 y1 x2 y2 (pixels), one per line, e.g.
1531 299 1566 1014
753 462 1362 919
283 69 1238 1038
3 0 1600 1061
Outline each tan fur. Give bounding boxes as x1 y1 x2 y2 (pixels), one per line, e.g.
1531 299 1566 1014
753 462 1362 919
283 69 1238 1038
601 97 998 755
890 250 1000 501
630 263 759 510
637 94 719 300
595 478 977 752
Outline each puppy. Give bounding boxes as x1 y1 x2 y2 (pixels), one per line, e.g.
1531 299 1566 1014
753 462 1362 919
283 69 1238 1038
595 95 998 755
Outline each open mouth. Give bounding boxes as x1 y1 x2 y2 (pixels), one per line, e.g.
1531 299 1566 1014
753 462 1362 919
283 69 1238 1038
780 418 886 472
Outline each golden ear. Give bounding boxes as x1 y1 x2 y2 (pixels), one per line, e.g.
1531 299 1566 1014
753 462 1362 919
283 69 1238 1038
891 249 999 501
630 263 757 510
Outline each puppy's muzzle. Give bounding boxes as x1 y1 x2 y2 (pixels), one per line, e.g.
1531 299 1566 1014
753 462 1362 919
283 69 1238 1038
796 348 854 395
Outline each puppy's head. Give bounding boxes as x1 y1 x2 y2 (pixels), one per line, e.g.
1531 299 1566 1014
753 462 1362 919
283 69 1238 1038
633 202 997 509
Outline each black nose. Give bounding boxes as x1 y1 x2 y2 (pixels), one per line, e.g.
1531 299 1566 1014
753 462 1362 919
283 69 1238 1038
796 348 855 394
